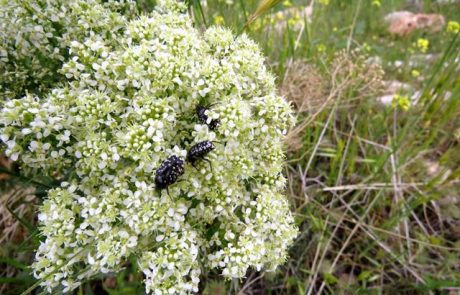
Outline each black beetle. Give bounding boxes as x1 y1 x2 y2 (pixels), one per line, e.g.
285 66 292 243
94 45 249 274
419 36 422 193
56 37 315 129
196 105 220 130
186 140 215 169
155 155 185 191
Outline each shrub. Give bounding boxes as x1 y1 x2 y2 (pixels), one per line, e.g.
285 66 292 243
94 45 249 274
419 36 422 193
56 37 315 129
0 0 297 293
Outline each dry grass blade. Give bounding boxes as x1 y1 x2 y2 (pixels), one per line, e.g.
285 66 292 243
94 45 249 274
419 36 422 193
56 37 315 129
0 187 36 244
243 0 283 31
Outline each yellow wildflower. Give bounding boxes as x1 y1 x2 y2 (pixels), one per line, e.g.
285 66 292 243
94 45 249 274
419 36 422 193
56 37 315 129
276 11 285 21
363 42 371 52
392 94 411 111
447 21 460 34
213 15 225 25
252 18 263 31
372 0 381 7
416 38 429 53
411 70 420 78
287 11 302 27
317 43 326 53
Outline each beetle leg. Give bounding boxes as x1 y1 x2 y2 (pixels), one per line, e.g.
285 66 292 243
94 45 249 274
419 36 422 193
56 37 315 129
166 187 171 199
204 158 213 172
191 161 199 170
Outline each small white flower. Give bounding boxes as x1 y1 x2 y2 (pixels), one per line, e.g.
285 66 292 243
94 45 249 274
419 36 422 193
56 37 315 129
29 141 39 151
88 253 95 265
0 134 9 142
21 128 32 135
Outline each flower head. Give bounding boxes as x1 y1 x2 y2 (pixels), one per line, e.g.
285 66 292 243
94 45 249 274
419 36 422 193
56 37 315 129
416 38 430 53
447 21 460 34
372 0 381 7
392 94 411 111
0 1 297 293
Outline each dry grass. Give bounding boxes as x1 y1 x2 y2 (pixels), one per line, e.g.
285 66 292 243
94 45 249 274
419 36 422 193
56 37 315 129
329 49 385 104
277 37 459 292
0 187 36 244
0 186 36 294
0 154 12 181
284 50 385 152
245 0 284 28
281 61 327 114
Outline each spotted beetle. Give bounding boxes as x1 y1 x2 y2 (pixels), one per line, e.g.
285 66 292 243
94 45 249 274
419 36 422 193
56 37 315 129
155 155 185 191
196 105 220 130
186 140 215 169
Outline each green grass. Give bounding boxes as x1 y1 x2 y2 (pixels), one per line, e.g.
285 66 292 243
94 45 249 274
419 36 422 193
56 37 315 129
1 0 459 294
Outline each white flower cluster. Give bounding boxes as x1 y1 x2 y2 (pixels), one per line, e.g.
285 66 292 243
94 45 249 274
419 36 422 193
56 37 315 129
0 0 136 100
0 0 298 294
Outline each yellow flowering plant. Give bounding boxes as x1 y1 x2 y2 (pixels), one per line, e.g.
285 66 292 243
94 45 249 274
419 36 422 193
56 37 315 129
447 21 460 34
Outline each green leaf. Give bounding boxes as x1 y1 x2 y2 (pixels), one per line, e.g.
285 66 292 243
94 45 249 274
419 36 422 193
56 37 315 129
0 256 27 270
358 270 372 282
323 272 339 285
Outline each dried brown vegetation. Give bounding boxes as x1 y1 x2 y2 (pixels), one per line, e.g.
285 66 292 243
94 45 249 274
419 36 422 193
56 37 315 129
0 186 36 294
283 50 385 151
0 154 12 181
